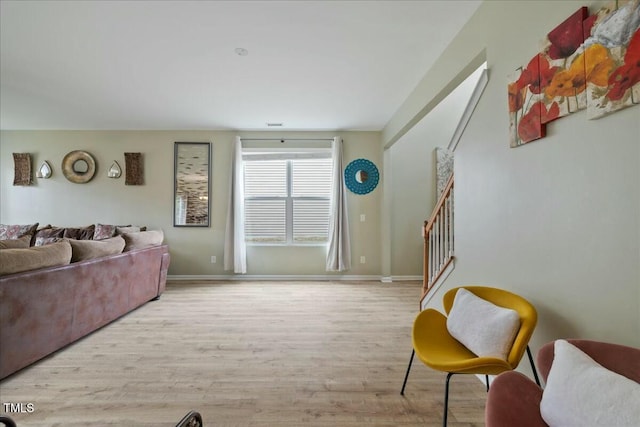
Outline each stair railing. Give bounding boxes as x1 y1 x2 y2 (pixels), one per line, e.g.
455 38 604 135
422 174 454 298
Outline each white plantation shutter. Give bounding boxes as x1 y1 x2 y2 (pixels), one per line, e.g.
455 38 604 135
243 151 331 244
245 199 286 242
293 199 330 242
244 160 287 243
291 158 332 197
291 158 332 242
244 160 287 197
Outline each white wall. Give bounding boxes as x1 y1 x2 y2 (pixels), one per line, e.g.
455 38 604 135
0 130 382 277
387 67 483 277
383 0 640 354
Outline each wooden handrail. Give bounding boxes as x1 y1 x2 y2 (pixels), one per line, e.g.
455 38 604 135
425 175 454 232
422 174 454 295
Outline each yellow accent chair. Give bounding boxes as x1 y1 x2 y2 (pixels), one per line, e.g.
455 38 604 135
400 286 540 426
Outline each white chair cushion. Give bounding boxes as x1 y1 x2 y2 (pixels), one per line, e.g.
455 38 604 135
540 339 640 427
446 288 520 360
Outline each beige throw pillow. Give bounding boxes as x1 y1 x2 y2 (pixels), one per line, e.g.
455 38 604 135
0 235 32 249
122 230 164 251
116 226 140 235
68 236 126 262
0 240 72 276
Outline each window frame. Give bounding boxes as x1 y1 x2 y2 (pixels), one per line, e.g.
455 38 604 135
242 148 332 246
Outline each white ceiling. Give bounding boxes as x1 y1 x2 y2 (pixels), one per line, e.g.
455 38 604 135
0 0 481 131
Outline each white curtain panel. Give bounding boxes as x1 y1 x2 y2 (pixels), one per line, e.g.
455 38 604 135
326 136 351 272
223 136 247 273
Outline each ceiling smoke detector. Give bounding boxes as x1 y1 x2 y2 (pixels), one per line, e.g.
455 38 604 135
234 48 248 56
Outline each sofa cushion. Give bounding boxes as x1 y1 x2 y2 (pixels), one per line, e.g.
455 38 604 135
35 226 65 246
0 223 39 246
94 223 120 240
62 224 95 240
122 230 164 251
116 225 148 235
95 224 146 239
0 240 72 276
68 236 126 262
446 288 520 360
540 339 640 427
116 225 140 235
0 235 32 249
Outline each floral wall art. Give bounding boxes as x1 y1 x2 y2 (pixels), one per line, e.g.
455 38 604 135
508 0 640 147
435 147 454 199
586 1 640 118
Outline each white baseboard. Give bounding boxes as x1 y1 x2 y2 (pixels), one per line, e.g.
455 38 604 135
167 274 423 283
389 275 422 282
168 274 383 282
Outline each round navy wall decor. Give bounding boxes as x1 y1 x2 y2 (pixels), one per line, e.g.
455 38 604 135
344 158 379 195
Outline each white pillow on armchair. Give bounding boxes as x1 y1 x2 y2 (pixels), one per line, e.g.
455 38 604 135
446 288 521 360
540 339 640 426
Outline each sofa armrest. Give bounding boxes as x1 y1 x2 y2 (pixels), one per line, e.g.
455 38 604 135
158 247 170 296
485 371 546 427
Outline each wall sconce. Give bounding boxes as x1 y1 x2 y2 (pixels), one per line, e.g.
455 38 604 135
107 161 122 178
36 161 52 179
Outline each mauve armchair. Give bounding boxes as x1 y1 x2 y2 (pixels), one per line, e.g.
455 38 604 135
485 339 640 427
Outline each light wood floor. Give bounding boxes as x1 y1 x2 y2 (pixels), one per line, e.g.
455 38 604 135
0 281 486 426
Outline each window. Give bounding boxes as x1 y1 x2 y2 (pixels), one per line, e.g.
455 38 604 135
243 150 332 244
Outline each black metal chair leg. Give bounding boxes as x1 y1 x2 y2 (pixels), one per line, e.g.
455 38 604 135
526 345 541 386
400 349 415 395
443 372 454 427
485 374 490 391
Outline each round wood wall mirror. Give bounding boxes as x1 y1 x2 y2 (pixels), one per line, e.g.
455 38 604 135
62 151 96 183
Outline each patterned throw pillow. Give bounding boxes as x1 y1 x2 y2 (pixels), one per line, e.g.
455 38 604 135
0 223 39 246
62 225 95 240
34 227 65 246
37 237 64 246
94 223 118 240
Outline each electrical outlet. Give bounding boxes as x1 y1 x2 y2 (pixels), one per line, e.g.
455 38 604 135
210 256 217 264
360 214 366 222
360 256 366 264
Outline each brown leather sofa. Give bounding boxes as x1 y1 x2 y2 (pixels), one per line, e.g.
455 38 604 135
0 244 170 379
